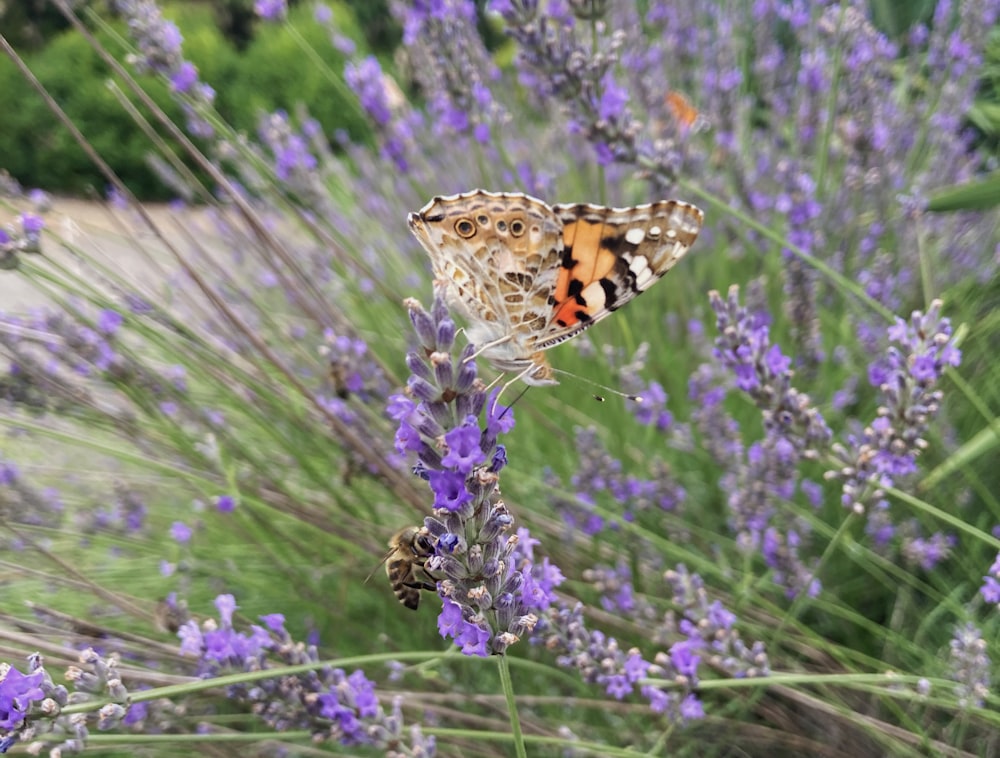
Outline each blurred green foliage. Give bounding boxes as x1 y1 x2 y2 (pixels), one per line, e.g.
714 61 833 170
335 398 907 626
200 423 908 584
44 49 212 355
0 0 86 51
0 1 370 199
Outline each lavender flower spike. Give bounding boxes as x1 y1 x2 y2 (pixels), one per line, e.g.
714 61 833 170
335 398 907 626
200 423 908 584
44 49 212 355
178 595 435 751
390 297 542 656
829 299 960 516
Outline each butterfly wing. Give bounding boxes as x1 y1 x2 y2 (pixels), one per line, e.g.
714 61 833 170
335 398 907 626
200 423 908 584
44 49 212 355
408 190 566 345
536 200 704 350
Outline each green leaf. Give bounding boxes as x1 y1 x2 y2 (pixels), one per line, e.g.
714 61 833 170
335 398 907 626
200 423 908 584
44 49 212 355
926 171 1000 212
967 102 1000 136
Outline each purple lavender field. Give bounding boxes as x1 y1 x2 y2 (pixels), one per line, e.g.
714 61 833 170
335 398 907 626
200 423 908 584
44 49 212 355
1 1 999 756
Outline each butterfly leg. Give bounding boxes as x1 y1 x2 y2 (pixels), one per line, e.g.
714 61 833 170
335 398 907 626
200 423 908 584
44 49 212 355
463 334 514 364
490 363 538 407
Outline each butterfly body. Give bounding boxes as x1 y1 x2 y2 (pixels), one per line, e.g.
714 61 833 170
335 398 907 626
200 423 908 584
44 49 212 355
408 190 703 385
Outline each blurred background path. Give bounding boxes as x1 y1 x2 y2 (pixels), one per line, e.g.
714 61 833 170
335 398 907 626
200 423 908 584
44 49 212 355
0 198 214 312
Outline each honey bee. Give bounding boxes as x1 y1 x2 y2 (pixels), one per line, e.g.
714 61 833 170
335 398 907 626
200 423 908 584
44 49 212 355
381 526 440 610
154 594 190 634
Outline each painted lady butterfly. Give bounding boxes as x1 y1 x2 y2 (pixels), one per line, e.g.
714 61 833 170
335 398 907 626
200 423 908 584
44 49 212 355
408 190 703 385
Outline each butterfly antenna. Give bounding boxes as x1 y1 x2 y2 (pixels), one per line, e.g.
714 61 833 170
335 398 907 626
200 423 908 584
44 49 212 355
550 368 643 403
495 384 530 421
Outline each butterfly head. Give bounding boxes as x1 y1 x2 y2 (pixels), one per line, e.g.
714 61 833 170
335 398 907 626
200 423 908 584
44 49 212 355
461 325 560 386
508 351 559 386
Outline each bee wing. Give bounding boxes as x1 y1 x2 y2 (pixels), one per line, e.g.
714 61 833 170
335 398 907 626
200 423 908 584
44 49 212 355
364 545 398 585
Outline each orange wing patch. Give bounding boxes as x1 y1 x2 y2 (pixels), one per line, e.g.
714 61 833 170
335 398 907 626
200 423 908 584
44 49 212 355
665 91 709 134
552 218 617 328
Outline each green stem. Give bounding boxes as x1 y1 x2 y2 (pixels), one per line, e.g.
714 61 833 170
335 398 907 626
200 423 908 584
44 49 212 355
497 653 528 758
769 510 857 647
813 2 849 202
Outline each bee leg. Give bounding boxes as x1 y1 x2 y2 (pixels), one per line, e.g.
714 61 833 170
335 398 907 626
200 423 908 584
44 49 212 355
403 580 438 592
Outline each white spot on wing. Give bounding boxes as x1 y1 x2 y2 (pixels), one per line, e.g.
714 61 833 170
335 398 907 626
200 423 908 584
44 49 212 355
625 227 645 245
648 225 662 238
629 255 650 277
634 267 655 290
579 281 607 309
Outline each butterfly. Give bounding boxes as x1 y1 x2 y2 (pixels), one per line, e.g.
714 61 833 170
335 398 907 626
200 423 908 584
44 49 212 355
408 190 703 385
665 91 707 133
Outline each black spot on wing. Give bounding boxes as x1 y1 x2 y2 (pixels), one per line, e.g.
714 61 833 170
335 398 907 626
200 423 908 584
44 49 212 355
599 233 625 254
599 278 619 310
423 213 445 223
597 231 641 294
602 231 642 258
566 277 588 306
561 246 578 269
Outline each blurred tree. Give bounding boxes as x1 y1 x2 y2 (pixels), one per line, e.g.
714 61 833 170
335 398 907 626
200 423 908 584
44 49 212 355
0 0 96 51
210 0 263 50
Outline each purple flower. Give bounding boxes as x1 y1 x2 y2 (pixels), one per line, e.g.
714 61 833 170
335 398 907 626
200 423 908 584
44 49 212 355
394 421 424 455
254 0 286 21
437 598 491 656
949 623 990 709
19 213 44 236
215 495 236 513
489 444 508 472
97 309 123 335
623 651 650 683
980 577 1000 605
437 597 465 638
344 56 422 172
629 380 672 429
902 531 955 571
214 594 237 625
706 601 736 630
441 416 487 473
832 300 960 539
708 285 831 596
669 640 702 679
259 613 285 632
345 57 393 125
427 469 473 512
605 674 632 699
440 104 469 132
0 665 45 729
170 521 192 544
679 693 705 720
392 298 538 655
519 557 563 611
598 72 628 121
170 61 198 93
172 596 432 749
453 616 492 657
386 394 418 422
980 553 1000 605
27 188 51 211
486 389 516 434
0 461 19 486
